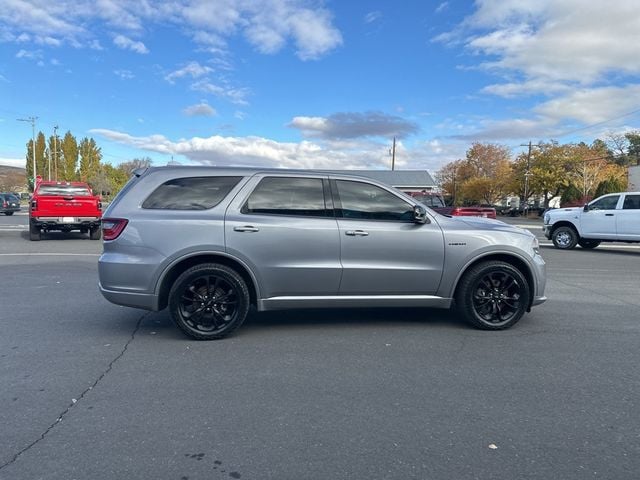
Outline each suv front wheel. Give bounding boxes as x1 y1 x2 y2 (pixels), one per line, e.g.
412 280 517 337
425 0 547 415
168 263 250 340
456 260 530 330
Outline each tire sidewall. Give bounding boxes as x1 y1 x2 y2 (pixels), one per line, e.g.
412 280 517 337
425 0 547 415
552 226 578 249
168 263 250 340
456 261 530 330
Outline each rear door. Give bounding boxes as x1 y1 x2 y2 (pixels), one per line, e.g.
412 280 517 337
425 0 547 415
332 179 445 295
225 174 341 298
616 194 640 240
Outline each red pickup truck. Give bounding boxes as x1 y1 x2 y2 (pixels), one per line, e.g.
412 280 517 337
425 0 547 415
29 180 102 241
410 192 497 219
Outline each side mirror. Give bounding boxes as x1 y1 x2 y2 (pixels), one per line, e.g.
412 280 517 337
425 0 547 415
583 204 590 212
413 205 428 224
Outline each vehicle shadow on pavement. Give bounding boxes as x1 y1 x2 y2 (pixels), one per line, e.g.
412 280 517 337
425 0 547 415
19 231 95 241
244 307 468 332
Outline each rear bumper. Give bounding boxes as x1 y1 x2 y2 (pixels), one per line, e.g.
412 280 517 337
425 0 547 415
32 216 101 230
99 283 160 311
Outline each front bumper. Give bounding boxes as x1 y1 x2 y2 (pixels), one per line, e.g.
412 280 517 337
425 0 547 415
542 225 552 240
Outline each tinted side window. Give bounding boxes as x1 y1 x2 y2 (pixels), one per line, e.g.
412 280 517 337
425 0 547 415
142 176 242 210
335 180 413 221
242 177 329 217
623 195 640 209
589 195 619 211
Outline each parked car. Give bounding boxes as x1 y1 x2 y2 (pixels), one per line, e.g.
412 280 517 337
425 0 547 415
99 167 547 340
543 192 640 249
29 180 103 241
0 192 21 215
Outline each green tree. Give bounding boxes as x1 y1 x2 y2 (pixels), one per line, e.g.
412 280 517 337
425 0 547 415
78 137 102 182
60 131 78 181
117 156 153 174
25 131 47 188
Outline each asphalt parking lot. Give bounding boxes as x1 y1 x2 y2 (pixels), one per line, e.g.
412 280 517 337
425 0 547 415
1 211 639 480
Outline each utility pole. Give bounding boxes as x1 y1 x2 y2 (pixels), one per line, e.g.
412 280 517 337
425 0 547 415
520 141 533 217
17 116 38 188
53 125 58 181
389 136 396 171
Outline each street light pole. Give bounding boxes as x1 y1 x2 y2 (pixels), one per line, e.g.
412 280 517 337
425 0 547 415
17 116 38 187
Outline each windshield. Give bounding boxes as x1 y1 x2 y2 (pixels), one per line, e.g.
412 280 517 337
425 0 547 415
38 185 92 196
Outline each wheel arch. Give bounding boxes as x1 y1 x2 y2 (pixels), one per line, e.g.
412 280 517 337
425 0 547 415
549 220 580 237
453 253 536 310
156 253 259 311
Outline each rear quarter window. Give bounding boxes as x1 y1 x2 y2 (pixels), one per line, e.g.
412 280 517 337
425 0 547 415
142 176 242 210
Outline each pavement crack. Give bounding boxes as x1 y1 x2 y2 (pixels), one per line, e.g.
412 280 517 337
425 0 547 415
0 313 148 471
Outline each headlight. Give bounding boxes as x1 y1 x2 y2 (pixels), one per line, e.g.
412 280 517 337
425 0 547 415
543 214 550 224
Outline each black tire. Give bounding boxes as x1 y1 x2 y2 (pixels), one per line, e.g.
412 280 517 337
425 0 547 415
455 260 530 330
5 212 13 216
168 263 250 340
29 220 41 241
89 226 102 240
552 226 578 250
578 239 600 249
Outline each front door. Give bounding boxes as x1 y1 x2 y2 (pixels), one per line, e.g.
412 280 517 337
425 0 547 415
332 179 445 295
580 194 620 239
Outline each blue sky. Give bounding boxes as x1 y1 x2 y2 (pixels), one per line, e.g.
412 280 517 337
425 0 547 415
1 0 640 173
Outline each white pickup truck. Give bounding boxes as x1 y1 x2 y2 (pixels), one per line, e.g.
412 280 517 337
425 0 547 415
543 192 640 249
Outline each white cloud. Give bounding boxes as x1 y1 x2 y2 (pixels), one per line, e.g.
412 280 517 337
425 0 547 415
165 62 213 83
183 103 217 117
191 80 250 105
442 0 640 91
364 11 382 24
114 69 134 79
90 128 434 170
435 2 449 14
113 34 149 54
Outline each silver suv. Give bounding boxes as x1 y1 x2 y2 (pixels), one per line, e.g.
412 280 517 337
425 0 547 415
99 167 546 339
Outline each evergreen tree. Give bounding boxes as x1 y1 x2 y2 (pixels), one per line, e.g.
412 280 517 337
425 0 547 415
78 137 102 181
60 131 78 181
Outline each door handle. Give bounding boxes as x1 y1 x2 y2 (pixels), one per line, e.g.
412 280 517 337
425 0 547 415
234 226 260 232
605 214 614 216
345 230 369 236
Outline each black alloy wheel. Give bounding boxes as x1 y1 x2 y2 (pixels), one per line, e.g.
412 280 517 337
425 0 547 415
169 263 250 340
456 260 530 330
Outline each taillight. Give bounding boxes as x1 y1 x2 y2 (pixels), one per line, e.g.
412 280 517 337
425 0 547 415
102 218 128 241
2 201 6 208
31 200 37 210
98 201 103 210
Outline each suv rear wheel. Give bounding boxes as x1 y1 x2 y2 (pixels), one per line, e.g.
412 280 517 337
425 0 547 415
168 263 250 340
456 260 530 330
